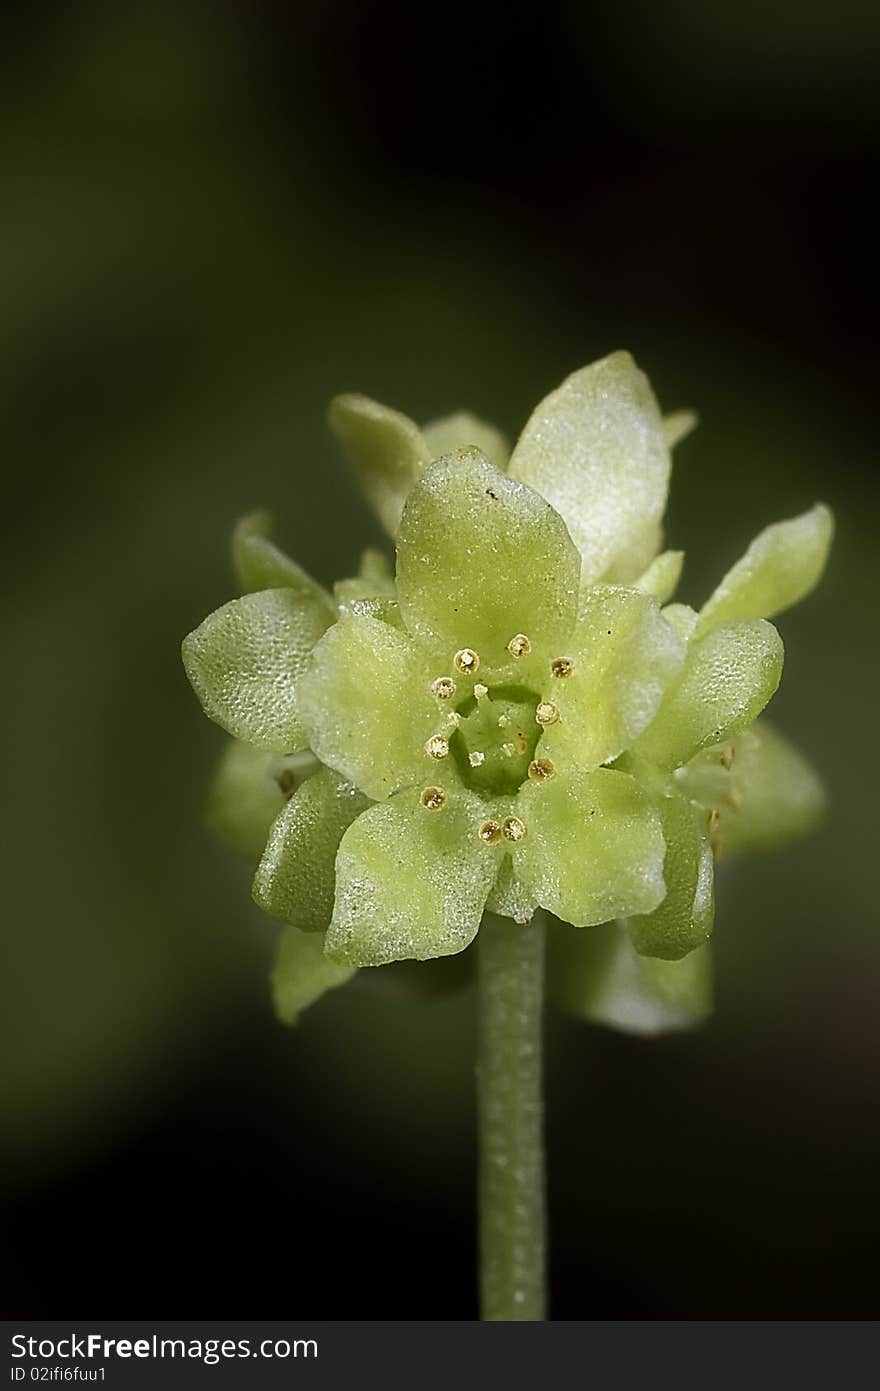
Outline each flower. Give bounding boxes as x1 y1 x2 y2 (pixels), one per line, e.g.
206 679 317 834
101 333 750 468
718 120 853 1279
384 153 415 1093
182 352 832 1023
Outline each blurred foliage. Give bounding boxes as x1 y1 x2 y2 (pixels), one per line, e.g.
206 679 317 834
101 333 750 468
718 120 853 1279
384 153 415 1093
1 0 878 1315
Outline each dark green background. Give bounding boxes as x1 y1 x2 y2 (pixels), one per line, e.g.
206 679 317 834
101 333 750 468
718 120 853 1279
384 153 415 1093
2 2 877 1316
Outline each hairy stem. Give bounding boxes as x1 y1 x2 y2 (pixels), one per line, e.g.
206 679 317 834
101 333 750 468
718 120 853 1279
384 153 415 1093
477 911 547 1320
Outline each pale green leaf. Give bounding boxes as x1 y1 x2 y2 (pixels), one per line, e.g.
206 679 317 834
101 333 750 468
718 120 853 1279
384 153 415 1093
326 791 495 965
696 503 833 636
272 925 356 1025
328 393 430 537
507 351 671 584
635 619 784 771
396 449 580 664
549 919 711 1035
628 793 714 960
182 588 332 751
253 767 371 931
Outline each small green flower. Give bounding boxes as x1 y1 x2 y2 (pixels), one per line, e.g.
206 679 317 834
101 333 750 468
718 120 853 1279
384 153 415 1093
182 351 832 1026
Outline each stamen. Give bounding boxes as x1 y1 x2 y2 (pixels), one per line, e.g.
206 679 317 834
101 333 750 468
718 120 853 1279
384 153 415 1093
431 676 456 700
468 751 486 767
424 734 449 760
497 713 511 728
454 647 480 675
528 757 556 783
420 786 447 811
474 682 489 700
507 633 532 658
478 820 503 845
501 742 517 758
502 816 527 843
551 657 574 678
535 700 559 726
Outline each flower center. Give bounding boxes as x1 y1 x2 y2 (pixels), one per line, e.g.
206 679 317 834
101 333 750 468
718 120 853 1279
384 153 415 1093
449 683 542 795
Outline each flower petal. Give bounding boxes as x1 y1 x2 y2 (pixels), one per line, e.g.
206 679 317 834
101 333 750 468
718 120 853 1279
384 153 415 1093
663 409 698 448
633 550 684 603
328 393 430 537
628 794 714 960
696 503 833 636
548 920 711 1035
207 741 316 859
253 767 371 931
272 925 356 1025
232 511 335 620
635 619 784 771
484 855 538 925
396 449 580 663
182 588 332 751
514 768 666 927
298 615 449 800
507 351 671 584
422 410 510 471
675 720 825 857
539 586 685 772
326 793 495 965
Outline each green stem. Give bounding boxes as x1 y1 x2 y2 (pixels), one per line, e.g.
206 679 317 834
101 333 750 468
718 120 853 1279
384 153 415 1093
477 911 547 1321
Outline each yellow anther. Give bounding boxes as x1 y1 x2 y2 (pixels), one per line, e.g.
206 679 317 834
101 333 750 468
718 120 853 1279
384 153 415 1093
431 676 456 700
720 746 735 769
507 633 532 659
420 786 447 811
424 734 449 760
535 700 559 726
454 647 480 675
474 682 489 700
478 820 503 845
468 750 486 767
551 657 574 678
528 757 556 783
502 816 527 843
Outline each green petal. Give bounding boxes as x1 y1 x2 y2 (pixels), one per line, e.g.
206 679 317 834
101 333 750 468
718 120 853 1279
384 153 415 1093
676 720 825 857
422 410 510 471
298 615 450 800
696 503 833 636
633 550 684 603
332 546 399 622
182 588 332 751
663 410 698 448
253 767 371 931
326 793 495 965
515 768 666 927
328 393 430 537
507 351 670 584
358 547 395 588
548 919 711 1035
661 602 699 642
272 925 356 1025
232 511 335 619
635 620 784 771
599 519 664 584
396 449 580 663
484 855 538 925
539 586 685 772
628 794 714 960
206 741 317 859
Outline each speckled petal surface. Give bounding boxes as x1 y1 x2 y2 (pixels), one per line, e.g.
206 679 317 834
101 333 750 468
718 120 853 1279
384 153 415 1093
253 767 371 931
635 619 784 771
396 449 580 665
514 768 666 927
182 587 332 752
422 410 510 472
696 503 833 635
326 792 495 965
507 351 671 584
